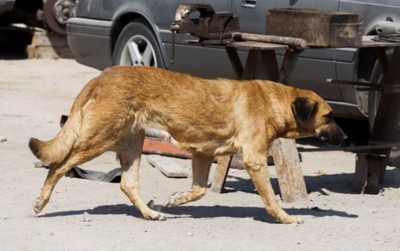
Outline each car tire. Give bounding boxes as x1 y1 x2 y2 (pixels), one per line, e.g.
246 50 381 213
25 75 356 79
113 21 165 68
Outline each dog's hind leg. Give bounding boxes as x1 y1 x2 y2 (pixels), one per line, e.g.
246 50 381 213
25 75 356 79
118 130 166 221
164 153 214 207
34 119 124 214
34 162 72 214
242 148 304 224
34 145 110 214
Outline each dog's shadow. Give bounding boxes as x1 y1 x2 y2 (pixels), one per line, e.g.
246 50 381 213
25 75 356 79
161 204 357 223
38 202 357 223
38 204 143 219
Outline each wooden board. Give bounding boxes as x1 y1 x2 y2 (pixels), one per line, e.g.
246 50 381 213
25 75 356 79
267 8 362 47
147 155 188 178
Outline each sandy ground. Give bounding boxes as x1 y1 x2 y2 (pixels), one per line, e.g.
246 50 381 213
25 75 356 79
1 59 399 251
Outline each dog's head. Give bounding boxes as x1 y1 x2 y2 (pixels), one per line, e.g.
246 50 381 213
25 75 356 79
291 91 347 146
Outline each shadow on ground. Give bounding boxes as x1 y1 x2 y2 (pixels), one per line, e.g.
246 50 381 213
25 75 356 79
0 26 32 59
224 167 400 195
36 164 399 222
38 202 358 224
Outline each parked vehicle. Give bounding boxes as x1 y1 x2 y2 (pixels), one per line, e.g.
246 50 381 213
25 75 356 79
0 0 15 14
66 0 400 126
0 0 75 34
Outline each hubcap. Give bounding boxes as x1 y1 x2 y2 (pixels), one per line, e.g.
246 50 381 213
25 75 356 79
119 35 157 66
53 0 75 25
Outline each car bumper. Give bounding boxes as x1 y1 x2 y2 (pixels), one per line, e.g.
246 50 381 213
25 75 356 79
66 17 113 70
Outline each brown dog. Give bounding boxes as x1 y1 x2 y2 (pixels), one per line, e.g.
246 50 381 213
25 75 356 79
29 66 346 224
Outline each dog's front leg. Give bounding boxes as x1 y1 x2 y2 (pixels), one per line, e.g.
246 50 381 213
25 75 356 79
243 151 304 224
164 154 214 207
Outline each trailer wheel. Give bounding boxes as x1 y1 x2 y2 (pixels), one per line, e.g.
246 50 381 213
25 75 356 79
43 0 75 35
367 50 392 130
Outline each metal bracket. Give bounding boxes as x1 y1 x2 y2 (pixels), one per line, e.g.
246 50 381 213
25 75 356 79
170 4 239 43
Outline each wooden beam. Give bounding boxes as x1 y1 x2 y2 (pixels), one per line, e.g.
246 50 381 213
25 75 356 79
211 156 232 193
270 139 308 202
232 32 308 49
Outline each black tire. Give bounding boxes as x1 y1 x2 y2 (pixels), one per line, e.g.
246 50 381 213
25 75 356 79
113 21 165 68
367 51 399 167
367 59 382 130
367 49 392 130
44 0 76 35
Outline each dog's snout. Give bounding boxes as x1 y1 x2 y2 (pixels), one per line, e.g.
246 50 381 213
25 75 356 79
315 123 347 146
335 131 348 146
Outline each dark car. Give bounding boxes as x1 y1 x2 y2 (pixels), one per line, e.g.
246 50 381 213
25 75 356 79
0 0 75 34
0 0 15 14
66 0 400 127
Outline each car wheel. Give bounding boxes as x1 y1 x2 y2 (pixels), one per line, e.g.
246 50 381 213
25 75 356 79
113 22 165 68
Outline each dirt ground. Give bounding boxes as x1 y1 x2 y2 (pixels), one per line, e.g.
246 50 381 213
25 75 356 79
1 59 399 251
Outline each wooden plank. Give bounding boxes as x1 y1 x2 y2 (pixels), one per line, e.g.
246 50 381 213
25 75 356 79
355 153 386 193
225 46 243 79
227 41 287 50
354 153 368 193
267 9 363 47
298 142 400 152
270 139 308 202
143 137 192 159
362 35 400 48
232 32 308 48
147 155 188 178
211 156 232 193
27 31 73 59
280 49 302 84
243 49 279 80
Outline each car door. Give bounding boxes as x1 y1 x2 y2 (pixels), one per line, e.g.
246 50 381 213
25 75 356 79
232 0 343 102
77 0 114 20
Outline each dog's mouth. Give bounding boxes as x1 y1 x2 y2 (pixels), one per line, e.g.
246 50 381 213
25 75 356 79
314 129 348 147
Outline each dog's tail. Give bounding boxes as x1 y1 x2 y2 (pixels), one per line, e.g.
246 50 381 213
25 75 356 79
29 111 81 166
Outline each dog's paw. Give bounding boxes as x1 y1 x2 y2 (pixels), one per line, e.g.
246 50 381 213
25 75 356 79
144 212 167 221
33 198 42 214
163 192 184 207
144 200 167 221
282 215 304 224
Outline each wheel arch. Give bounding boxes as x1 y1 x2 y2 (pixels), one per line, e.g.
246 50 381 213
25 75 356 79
110 11 168 67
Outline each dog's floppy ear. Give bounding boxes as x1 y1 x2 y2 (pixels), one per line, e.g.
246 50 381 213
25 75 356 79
291 97 318 124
